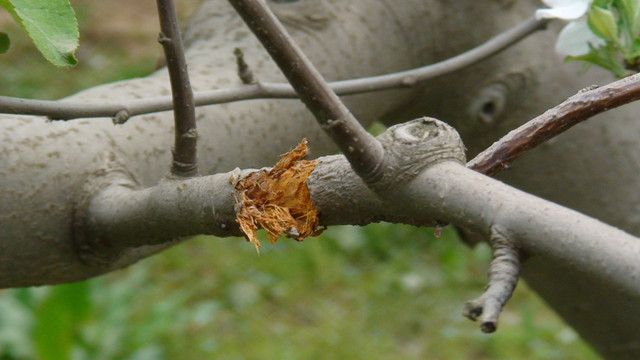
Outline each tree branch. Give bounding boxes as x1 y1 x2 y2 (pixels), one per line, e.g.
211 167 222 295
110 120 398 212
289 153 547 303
468 73 640 175
72 120 640 308
156 0 198 177
463 226 520 333
77 170 247 266
226 0 385 181
0 17 547 122
217 3 545 331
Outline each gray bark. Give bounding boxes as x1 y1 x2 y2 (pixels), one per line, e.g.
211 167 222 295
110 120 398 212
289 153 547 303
1 0 640 358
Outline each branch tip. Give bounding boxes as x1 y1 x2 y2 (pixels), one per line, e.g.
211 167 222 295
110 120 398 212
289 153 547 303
112 109 130 125
463 225 520 333
234 47 256 84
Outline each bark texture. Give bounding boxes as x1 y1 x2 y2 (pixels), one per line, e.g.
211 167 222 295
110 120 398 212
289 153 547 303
2 0 640 358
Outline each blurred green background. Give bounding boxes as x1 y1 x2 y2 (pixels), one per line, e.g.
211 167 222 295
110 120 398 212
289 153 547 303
0 1 599 359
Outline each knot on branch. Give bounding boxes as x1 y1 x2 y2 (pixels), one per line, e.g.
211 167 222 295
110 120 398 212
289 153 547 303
468 72 529 128
368 117 466 192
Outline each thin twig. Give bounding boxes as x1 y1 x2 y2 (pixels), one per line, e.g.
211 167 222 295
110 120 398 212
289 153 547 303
227 0 385 181
463 225 520 333
468 72 640 176
331 16 547 94
0 17 548 122
157 0 198 177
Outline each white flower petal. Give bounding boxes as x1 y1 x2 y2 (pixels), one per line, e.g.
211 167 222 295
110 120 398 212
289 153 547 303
541 0 588 8
555 18 606 56
536 0 591 20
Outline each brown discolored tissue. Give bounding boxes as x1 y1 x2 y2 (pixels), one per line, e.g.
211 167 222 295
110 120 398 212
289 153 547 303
234 138 324 252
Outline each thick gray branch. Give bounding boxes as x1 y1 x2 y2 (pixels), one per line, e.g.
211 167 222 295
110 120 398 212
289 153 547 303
0 17 547 121
309 157 640 299
76 171 247 266
71 137 640 310
2 1 640 357
67 120 640 323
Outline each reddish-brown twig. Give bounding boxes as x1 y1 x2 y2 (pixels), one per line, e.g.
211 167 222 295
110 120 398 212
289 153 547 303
468 73 640 176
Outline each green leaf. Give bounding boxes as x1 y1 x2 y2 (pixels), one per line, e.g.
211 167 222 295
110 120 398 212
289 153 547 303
588 6 620 42
616 0 640 36
593 0 615 8
629 38 640 58
0 0 78 67
0 32 9 53
567 44 629 77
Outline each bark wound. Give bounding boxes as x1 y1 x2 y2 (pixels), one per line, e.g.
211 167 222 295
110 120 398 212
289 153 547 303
234 138 323 251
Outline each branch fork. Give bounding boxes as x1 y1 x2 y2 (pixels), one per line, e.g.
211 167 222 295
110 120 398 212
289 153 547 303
227 0 386 181
227 0 523 335
372 121 520 333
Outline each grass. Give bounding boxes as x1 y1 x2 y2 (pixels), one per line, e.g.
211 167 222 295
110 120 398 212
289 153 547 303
0 1 600 359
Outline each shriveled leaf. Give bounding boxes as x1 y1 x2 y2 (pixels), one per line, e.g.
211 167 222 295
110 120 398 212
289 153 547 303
0 0 78 66
234 138 322 251
0 32 9 53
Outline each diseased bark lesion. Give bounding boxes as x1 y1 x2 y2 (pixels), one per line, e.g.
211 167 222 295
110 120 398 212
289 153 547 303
234 138 323 251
